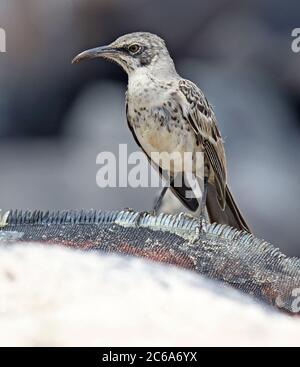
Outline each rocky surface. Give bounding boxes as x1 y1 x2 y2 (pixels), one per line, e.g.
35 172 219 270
0 244 299 347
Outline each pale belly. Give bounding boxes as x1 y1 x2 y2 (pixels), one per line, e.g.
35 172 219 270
133 119 202 174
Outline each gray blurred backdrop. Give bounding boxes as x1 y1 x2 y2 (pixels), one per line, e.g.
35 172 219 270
0 0 299 255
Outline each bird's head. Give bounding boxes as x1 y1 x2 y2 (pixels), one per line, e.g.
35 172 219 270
72 32 176 77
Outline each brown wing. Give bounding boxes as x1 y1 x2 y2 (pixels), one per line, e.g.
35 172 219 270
178 79 227 209
125 94 199 212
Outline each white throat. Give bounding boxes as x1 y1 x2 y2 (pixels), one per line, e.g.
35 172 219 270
128 55 178 82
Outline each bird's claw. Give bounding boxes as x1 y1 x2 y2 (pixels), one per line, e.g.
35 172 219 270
134 210 157 227
194 215 208 241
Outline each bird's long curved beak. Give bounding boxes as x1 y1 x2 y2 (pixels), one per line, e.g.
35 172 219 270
72 45 118 64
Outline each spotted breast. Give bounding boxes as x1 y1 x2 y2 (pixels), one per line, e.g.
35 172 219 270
126 72 201 173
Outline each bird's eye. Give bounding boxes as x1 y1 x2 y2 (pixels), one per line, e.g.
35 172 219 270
128 44 141 54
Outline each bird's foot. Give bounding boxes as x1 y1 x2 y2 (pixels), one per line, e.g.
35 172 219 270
134 210 157 227
123 207 135 213
194 215 208 241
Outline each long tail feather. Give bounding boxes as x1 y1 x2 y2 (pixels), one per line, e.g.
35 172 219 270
206 183 251 233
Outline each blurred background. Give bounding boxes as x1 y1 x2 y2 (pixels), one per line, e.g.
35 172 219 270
0 0 299 255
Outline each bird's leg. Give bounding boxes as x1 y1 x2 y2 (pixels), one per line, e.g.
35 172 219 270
200 177 208 216
134 181 170 226
197 176 208 234
153 184 169 215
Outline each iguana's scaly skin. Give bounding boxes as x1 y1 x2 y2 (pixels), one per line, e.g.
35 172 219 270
0 209 299 315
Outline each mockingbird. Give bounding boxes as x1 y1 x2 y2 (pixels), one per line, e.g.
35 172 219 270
72 32 251 233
